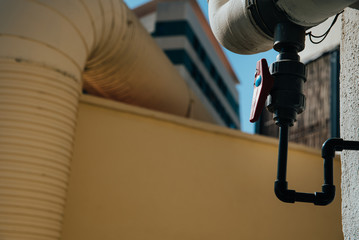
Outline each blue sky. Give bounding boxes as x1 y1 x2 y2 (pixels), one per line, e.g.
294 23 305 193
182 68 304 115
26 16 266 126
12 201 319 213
124 0 277 134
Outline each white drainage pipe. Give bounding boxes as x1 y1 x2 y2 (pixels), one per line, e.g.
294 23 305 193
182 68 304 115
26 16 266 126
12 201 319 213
276 0 359 26
208 0 273 54
0 0 195 239
209 0 359 54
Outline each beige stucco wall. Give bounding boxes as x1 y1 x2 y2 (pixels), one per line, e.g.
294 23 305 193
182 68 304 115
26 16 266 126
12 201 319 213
340 7 359 240
61 95 342 240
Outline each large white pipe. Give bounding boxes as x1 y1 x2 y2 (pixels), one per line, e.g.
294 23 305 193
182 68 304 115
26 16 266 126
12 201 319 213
276 0 359 26
209 0 359 54
208 0 273 54
0 0 209 239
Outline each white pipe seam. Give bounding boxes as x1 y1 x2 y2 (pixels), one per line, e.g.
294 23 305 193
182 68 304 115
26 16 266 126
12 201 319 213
0 0 194 239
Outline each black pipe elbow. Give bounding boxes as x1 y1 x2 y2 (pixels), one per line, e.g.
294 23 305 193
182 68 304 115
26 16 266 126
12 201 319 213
275 181 335 205
314 184 336 206
275 180 295 203
322 138 343 158
274 129 338 205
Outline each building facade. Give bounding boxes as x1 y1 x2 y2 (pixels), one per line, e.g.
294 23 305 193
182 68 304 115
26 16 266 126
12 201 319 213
134 0 241 129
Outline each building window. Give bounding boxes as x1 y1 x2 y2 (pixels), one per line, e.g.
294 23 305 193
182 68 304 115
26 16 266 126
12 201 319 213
153 20 239 116
165 49 237 129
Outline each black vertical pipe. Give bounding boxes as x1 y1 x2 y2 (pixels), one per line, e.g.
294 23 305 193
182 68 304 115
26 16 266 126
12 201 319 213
323 157 333 185
274 124 296 203
330 49 340 138
277 125 289 181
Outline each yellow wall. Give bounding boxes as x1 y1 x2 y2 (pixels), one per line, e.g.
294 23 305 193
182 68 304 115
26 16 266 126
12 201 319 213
62 95 342 240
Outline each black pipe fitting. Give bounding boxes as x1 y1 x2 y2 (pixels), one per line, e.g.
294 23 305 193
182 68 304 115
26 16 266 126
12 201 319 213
274 180 295 203
247 0 289 37
275 135 359 205
275 180 334 205
274 126 337 205
322 138 344 159
265 22 359 206
314 184 335 206
267 22 306 127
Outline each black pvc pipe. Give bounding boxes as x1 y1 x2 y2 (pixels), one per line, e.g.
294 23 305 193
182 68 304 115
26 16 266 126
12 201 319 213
274 125 296 203
275 136 359 205
323 157 333 185
275 134 337 205
342 140 359 151
277 125 288 182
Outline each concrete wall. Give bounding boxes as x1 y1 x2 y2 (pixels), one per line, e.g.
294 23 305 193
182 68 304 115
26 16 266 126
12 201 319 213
300 16 341 63
340 7 359 240
61 95 342 240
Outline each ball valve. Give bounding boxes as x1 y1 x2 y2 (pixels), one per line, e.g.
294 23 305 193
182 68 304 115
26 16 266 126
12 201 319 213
209 0 359 205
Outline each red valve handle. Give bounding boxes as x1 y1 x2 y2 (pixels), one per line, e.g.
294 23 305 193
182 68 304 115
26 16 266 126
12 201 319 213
249 58 274 123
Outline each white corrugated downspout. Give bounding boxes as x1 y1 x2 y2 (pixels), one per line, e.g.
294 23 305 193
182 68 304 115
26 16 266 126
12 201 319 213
0 0 203 239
